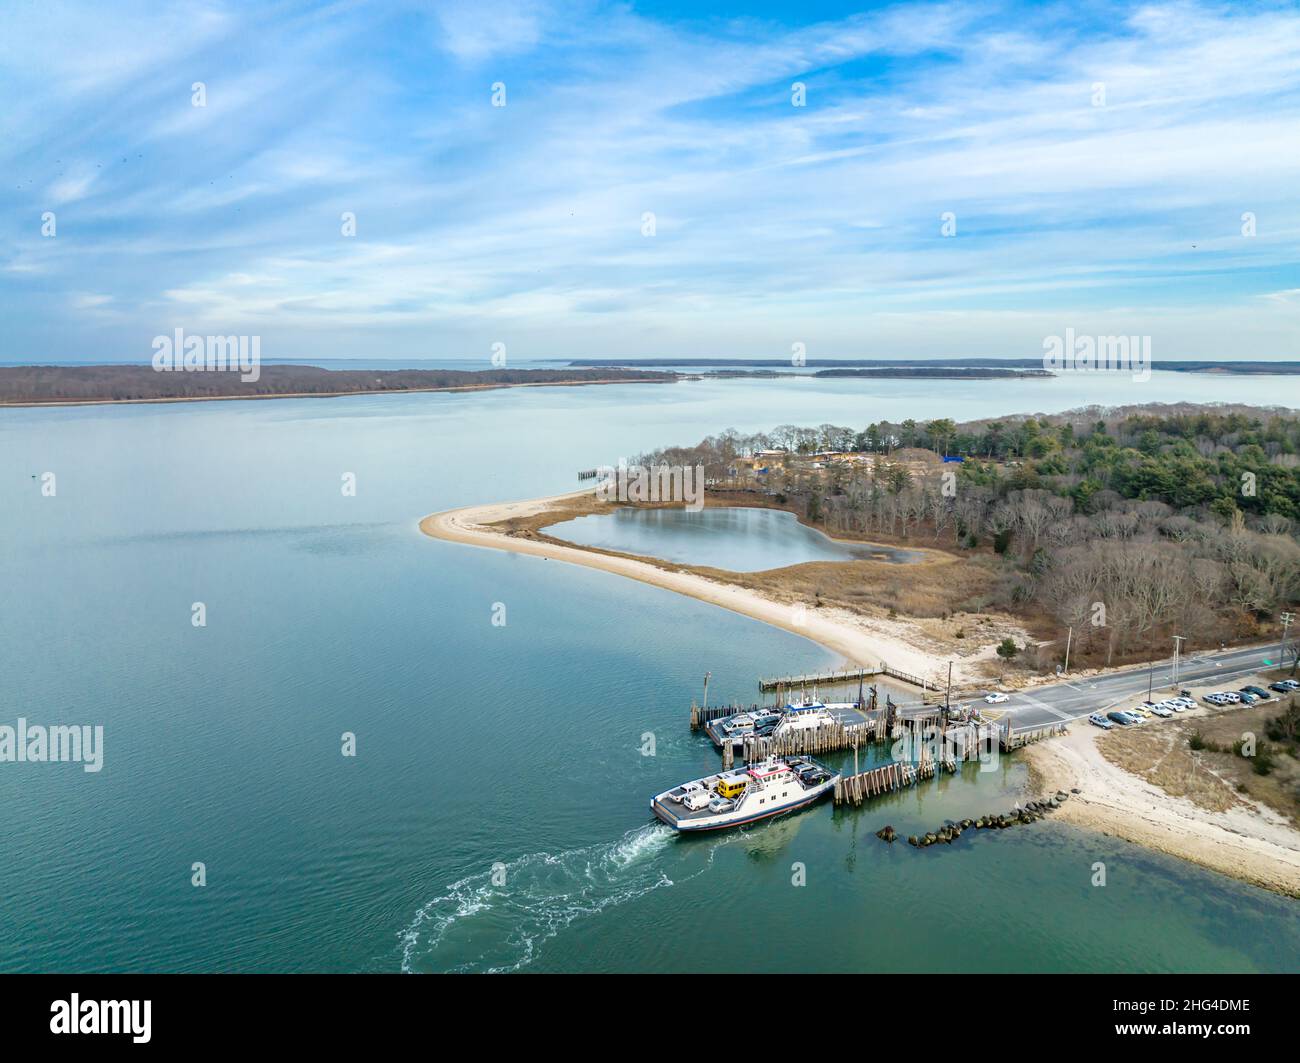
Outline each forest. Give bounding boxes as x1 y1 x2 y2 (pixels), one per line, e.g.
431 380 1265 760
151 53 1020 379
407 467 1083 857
635 404 1300 668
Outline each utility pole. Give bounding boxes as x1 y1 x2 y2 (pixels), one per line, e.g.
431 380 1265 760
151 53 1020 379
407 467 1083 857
1281 613 1294 675
944 661 953 723
702 671 711 709
1172 635 1185 689
1146 651 1154 703
1063 626 1073 674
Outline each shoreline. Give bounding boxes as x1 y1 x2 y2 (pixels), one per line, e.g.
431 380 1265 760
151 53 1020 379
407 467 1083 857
419 491 942 679
1024 725 1300 898
0 376 674 409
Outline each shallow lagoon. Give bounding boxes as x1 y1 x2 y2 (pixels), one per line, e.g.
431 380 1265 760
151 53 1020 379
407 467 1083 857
546 506 921 571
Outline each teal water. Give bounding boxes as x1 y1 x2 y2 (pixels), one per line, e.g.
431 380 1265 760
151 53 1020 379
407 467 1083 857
546 506 920 571
2 373 1298 972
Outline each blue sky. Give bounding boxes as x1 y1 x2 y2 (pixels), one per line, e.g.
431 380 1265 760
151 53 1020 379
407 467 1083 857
3 0 1299 363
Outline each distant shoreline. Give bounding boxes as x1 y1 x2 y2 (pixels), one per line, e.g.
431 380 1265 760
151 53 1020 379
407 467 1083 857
570 357 1300 375
0 366 676 408
6 357 1300 408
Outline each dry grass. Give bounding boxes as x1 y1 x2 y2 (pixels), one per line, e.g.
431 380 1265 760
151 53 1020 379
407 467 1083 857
702 556 980 614
503 493 1000 614
1098 699 1300 822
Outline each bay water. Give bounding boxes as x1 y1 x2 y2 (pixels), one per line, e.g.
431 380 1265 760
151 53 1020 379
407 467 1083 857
2 371 1297 972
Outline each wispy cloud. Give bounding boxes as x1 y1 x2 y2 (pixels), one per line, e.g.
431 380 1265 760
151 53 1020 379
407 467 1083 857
2 0 1298 362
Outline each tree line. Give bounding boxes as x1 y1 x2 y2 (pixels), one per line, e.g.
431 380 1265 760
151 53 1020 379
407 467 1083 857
635 404 1300 666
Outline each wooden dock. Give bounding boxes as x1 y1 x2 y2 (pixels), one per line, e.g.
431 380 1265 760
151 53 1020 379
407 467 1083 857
836 760 933 805
758 663 931 692
834 720 1002 806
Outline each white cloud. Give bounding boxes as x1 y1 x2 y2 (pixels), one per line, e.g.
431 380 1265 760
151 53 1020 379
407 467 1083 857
4 1 1300 361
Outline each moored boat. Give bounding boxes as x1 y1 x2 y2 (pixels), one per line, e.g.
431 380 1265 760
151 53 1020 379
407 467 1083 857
705 698 856 750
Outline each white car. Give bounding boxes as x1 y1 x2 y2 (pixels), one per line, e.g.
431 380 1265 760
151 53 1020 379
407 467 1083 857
984 692 1009 704
1088 712 1113 729
1150 705 1175 718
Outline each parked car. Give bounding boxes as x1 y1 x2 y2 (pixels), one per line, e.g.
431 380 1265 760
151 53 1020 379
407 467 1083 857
1168 698 1193 711
1237 691 1259 704
1273 679 1299 692
1106 711 1132 726
1204 693 1228 705
1129 705 1153 718
1223 691 1242 703
1150 705 1175 718
1089 712 1114 729
1270 681 1297 693
1242 686 1270 699
984 692 1009 704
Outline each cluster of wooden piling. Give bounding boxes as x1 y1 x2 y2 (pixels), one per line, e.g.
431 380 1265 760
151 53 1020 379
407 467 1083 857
721 721 869 768
690 701 759 730
832 719 1003 806
834 762 922 805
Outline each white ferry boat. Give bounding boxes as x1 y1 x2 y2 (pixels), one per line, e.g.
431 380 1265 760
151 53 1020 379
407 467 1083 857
706 698 858 751
706 710 783 750
772 699 845 737
651 755 840 832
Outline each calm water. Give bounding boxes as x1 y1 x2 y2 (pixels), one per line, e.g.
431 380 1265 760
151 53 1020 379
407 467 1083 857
546 506 920 571
2 372 1298 972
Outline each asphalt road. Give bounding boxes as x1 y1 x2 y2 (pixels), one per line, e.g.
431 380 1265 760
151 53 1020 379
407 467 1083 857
962 642 1295 732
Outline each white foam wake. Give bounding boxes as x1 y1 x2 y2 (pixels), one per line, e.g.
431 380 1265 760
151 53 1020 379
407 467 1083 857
398 823 683 973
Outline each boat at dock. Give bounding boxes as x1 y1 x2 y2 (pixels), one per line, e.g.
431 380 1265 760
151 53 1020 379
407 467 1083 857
705 699 857 750
650 755 840 832
710 709 783 747
776 699 850 734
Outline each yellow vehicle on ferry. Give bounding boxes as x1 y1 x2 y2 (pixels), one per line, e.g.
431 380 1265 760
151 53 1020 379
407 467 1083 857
715 772 750 800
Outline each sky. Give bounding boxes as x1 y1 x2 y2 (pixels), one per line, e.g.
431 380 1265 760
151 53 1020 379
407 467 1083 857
2 0 1300 364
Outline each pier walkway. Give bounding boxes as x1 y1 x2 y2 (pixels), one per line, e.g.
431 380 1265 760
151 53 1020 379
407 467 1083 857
758 664 930 692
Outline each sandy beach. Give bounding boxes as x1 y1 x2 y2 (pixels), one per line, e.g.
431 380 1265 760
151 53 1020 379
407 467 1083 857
419 491 942 680
1025 725 1300 897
